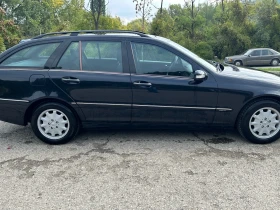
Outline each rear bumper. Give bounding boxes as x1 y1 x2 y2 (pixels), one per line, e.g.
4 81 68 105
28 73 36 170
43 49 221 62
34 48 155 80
0 99 28 125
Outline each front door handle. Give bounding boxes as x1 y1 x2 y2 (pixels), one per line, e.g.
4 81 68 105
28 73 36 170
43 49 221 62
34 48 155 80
133 81 152 87
61 77 80 84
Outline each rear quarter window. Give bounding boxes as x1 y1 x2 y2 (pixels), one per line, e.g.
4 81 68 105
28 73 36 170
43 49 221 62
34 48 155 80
0 43 60 68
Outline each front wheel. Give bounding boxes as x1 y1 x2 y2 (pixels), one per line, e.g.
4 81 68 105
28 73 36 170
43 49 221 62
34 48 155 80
31 103 78 144
238 100 280 144
234 60 243 66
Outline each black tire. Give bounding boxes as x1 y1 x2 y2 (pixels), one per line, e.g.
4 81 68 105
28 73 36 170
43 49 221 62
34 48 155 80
271 59 279 66
31 103 78 144
234 60 243 66
237 100 280 144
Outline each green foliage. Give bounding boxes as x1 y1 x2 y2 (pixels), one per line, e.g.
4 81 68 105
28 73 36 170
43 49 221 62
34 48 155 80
0 6 20 49
1 0 280 61
0 36 6 53
194 42 214 60
127 19 143 31
99 16 125 30
150 9 174 37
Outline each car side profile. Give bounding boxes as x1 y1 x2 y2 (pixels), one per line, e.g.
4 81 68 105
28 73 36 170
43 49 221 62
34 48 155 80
225 48 280 66
0 30 280 145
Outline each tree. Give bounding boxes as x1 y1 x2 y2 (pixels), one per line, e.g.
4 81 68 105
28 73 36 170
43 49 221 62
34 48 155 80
99 15 125 30
127 19 143 31
133 0 153 32
150 9 174 37
184 0 204 39
0 6 20 50
90 0 107 29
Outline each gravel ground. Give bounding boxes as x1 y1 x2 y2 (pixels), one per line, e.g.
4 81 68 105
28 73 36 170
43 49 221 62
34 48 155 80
0 121 279 210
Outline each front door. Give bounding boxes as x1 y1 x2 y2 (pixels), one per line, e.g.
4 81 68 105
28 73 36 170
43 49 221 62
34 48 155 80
247 50 262 66
128 41 218 125
49 39 132 124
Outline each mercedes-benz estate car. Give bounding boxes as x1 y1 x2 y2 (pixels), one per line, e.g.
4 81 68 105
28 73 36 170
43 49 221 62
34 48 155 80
1 30 280 145
225 48 280 66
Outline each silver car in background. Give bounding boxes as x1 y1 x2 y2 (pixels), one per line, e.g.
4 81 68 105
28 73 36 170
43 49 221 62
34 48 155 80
225 48 280 66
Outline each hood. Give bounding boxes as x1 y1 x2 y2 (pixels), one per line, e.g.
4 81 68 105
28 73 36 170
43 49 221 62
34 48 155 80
226 54 247 59
221 66 280 86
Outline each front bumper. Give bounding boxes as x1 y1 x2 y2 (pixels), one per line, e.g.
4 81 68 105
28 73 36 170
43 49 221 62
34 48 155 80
224 59 234 64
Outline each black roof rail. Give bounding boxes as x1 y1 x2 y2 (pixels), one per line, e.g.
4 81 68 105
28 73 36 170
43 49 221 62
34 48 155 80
33 30 149 39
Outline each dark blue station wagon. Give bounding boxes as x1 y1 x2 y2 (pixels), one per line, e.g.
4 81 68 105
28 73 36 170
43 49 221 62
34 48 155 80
1 30 280 144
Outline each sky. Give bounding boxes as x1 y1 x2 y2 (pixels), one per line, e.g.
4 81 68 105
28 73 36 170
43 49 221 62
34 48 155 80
106 0 185 24
86 0 207 24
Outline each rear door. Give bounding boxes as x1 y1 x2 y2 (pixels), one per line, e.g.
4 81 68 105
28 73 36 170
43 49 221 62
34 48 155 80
48 37 132 124
260 50 272 65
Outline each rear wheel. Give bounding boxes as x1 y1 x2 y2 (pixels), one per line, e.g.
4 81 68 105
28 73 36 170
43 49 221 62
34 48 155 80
271 59 279 66
238 100 280 144
234 60 243 66
31 103 78 144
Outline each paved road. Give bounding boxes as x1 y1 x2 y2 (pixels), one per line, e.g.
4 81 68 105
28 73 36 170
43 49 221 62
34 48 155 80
0 121 279 210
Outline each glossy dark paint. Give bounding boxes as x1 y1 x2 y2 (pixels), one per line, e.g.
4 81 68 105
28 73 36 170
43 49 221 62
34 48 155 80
213 67 280 125
49 70 132 123
1 35 280 129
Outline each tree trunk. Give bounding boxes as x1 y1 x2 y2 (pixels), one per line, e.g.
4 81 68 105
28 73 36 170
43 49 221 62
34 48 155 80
191 0 194 39
142 0 145 31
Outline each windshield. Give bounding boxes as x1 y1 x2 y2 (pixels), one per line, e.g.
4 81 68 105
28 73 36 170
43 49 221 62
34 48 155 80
150 35 217 72
271 49 280 54
244 49 253 56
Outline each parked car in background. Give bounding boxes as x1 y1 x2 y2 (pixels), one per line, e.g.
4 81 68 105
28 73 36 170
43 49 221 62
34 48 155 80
1 31 280 145
225 48 280 66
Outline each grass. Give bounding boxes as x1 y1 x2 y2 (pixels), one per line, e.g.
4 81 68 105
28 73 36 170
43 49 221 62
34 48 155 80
254 67 280 71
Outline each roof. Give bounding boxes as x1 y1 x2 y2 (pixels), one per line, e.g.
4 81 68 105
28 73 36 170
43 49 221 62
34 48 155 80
32 30 150 39
248 48 274 50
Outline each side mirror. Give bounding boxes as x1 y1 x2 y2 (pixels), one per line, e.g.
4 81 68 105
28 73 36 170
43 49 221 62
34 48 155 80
194 70 208 82
248 54 251 57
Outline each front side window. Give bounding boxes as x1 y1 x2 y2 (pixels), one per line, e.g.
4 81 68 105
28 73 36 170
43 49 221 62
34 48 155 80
82 41 123 73
251 50 261 57
1 43 60 67
131 42 193 77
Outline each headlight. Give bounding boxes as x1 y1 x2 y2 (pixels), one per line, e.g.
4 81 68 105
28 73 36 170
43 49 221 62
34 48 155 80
227 58 233 62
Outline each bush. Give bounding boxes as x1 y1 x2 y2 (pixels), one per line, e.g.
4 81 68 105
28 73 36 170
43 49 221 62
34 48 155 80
194 41 214 60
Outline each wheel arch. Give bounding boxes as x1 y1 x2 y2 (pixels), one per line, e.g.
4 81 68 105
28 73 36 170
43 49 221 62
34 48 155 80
271 58 280 64
24 98 82 125
234 95 280 128
234 60 243 65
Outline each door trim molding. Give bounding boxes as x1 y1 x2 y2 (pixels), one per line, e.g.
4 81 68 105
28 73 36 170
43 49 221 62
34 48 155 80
0 98 29 103
72 102 232 111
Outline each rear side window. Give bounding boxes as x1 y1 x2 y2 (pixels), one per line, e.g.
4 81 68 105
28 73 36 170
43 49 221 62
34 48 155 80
1 43 60 67
262 50 273 56
56 41 123 73
82 41 123 72
57 42 80 70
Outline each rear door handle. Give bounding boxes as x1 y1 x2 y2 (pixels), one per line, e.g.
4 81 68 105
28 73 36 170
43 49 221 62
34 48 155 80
61 77 80 84
133 81 152 86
